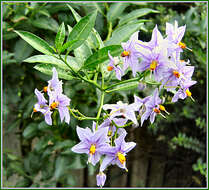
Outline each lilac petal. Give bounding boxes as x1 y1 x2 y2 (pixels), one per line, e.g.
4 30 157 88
115 159 127 171
149 25 163 48
125 111 137 124
99 118 111 128
44 111 52 125
71 142 89 154
141 109 152 126
93 127 109 144
172 91 180 102
114 118 128 126
150 111 156 124
90 152 101 166
58 106 70 124
122 142 136 153
114 130 127 147
103 104 118 110
57 94 70 106
96 173 106 187
100 156 114 172
92 121 97 133
35 89 47 104
183 66 194 79
76 126 93 141
177 25 186 42
138 60 150 72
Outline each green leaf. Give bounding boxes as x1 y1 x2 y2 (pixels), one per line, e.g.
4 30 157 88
55 22 66 52
23 123 38 139
83 45 123 69
66 11 97 51
74 42 92 63
14 30 55 55
34 64 75 81
107 3 129 22
105 22 144 45
118 8 159 26
67 4 104 49
106 81 139 93
24 54 81 71
60 39 80 53
31 17 59 32
14 39 33 63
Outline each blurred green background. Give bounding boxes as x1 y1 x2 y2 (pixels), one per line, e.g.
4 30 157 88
2 2 207 187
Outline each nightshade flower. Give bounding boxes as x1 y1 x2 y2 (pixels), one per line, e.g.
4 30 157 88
49 92 71 124
71 125 110 166
45 67 63 96
162 53 195 90
172 80 196 102
96 172 106 187
100 131 136 172
103 101 138 125
141 88 168 126
121 32 141 76
107 52 124 80
134 95 151 115
136 44 168 82
33 89 52 125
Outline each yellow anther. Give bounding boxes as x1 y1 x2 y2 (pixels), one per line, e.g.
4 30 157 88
43 86 48 93
50 102 59 109
173 70 180 78
89 144 96 155
178 41 186 49
33 108 37 112
180 60 185 63
153 108 161 114
108 130 112 137
150 60 158 71
107 65 114 71
117 152 126 165
185 89 192 97
159 105 165 111
121 51 130 57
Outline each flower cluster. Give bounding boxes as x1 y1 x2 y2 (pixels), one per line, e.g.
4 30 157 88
107 20 196 102
33 67 70 125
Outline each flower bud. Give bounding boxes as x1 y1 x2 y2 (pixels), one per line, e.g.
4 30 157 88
96 172 106 187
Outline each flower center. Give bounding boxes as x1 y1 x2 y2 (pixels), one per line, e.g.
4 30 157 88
150 60 158 71
153 108 160 114
50 102 59 109
117 152 126 164
173 70 180 78
43 86 48 92
90 144 96 155
121 51 130 57
178 41 186 49
119 108 126 114
33 108 37 112
107 65 114 71
185 89 192 97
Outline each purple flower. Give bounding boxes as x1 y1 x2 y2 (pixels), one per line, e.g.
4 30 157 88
33 89 52 125
103 101 138 125
172 80 197 102
47 67 63 96
136 40 169 82
121 32 141 76
134 95 151 116
96 172 106 187
162 53 195 91
107 52 124 80
140 88 163 126
71 125 110 166
100 131 136 172
99 117 127 138
49 92 71 124
166 20 187 53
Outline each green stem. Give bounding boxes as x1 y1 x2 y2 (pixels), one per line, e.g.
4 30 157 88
105 22 112 42
58 54 103 91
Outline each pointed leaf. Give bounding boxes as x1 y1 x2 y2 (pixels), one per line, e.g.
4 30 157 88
105 22 144 45
106 82 139 93
24 54 81 71
118 8 159 26
83 45 123 69
66 11 97 51
34 63 75 80
55 22 66 52
14 30 55 55
107 3 129 22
